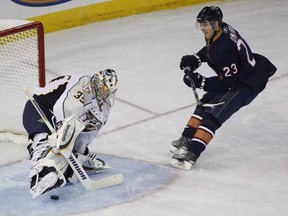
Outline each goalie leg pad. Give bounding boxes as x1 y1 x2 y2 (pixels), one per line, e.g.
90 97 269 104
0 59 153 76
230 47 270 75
28 134 70 199
29 159 66 199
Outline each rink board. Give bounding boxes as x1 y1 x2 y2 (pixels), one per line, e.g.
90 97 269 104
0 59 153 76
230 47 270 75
0 155 175 216
27 0 216 33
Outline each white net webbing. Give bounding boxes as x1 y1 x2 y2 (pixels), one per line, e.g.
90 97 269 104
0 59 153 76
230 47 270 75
0 20 44 141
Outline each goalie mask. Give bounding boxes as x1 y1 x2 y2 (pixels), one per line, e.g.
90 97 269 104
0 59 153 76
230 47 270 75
91 69 118 107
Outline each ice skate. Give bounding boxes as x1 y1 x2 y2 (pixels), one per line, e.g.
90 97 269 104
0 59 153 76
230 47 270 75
78 152 111 175
169 151 198 170
170 136 190 154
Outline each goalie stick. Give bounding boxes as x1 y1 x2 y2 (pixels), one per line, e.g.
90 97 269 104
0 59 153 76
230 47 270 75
23 87 124 190
184 67 225 108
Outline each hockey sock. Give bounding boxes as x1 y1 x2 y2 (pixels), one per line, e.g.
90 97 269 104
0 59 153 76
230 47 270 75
182 114 202 138
187 115 221 157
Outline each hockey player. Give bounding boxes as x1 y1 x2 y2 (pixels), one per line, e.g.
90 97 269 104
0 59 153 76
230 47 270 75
22 69 118 198
170 6 277 170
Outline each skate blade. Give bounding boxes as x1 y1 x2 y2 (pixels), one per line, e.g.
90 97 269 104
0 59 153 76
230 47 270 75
169 158 193 170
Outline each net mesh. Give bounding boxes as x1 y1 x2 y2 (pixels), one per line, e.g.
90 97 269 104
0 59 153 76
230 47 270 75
0 20 44 135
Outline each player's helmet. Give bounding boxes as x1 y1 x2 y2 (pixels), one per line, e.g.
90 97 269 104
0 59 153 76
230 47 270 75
197 6 223 24
91 69 118 107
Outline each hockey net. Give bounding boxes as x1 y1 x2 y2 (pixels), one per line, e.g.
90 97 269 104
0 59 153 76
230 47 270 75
0 20 45 143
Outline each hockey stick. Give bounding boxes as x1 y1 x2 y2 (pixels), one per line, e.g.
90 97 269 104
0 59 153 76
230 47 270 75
23 87 124 190
184 68 225 108
188 75 201 105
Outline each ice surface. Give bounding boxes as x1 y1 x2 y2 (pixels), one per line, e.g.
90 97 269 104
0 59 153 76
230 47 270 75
0 0 288 215
0 156 174 216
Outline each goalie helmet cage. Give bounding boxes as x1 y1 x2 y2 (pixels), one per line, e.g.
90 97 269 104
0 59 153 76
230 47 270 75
0 20 45 135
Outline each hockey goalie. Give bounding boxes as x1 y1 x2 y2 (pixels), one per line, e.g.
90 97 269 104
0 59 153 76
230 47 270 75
22 69 118 199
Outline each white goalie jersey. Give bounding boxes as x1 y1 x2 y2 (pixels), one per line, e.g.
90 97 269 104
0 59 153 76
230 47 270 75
23 70 119 199
32 74 112 153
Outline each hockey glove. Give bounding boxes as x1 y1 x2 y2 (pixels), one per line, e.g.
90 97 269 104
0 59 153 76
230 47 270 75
183 70 206 89
180 54 201 71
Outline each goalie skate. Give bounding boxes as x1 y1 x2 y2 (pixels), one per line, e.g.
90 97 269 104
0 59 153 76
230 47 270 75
80 152 111 175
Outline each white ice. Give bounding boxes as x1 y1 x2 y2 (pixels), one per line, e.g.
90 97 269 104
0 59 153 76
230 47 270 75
1 0 288 215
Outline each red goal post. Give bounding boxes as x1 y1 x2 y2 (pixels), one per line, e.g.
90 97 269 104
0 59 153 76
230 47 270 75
0 20 46 136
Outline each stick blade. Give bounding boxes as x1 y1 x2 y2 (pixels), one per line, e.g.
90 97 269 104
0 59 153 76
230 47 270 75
84 174 124 190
